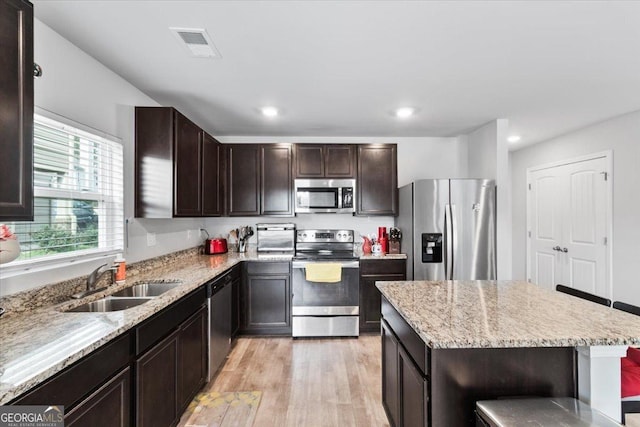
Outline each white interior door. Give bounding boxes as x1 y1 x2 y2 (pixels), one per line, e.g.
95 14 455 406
529 169 563 290
562 158 608 296
527 154 611 298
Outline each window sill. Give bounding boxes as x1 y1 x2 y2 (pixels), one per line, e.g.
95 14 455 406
0 248 122 279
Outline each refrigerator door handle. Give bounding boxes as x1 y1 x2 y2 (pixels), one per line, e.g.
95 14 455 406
450 204 458 280
445 204 454 280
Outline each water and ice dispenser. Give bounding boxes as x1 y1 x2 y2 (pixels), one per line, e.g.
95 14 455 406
421 233 442 263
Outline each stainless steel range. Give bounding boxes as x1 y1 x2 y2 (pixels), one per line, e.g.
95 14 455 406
292 229 360 337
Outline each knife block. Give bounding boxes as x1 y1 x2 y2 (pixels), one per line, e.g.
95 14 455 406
389 240 401 254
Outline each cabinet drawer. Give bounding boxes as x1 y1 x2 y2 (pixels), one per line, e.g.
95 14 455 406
11 333 131 409
136 287 206 355
382 296 429 376
360 259 406 275
246 261 290 275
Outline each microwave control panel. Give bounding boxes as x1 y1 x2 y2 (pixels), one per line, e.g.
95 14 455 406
342 187 354 208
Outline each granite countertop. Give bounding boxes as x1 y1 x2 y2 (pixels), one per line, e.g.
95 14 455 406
377 280 640 349
0 249 403 404
0 250 272 404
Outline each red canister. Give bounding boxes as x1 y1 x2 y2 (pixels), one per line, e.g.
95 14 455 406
378 227 388 254
378 227 387 240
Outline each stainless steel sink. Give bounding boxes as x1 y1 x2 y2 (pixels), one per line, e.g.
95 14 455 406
66 297 152 312
110 280 183 298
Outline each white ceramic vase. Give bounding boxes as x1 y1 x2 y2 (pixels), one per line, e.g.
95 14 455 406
0 239 21 264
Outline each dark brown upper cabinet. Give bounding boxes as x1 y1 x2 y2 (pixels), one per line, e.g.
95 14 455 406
201 132 223 216
357 144 398 216
294 144 356 179
135 106 222 218
0 0 34 221
173 112 202 217
226 144 293 217
226 144 261 216
261 144 293 216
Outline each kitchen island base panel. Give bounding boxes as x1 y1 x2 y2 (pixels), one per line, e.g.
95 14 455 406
577 345 627 422
430 347 577 427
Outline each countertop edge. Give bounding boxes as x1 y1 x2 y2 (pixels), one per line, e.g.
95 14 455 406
377 280 640 350
0 253 253 404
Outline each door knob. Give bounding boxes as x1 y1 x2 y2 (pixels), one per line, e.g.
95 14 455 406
562 247 568 253
552 246 562 251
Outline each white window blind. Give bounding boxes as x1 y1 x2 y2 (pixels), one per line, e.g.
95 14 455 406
5 114 124 267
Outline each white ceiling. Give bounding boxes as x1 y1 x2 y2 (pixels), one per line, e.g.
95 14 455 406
33 1 640 149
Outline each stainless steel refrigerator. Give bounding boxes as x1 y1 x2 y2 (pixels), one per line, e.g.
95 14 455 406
397 179 496 280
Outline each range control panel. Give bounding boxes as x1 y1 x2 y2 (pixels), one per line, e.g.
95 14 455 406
296 229 354 243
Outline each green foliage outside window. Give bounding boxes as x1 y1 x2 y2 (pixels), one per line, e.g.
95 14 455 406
30 225 99 254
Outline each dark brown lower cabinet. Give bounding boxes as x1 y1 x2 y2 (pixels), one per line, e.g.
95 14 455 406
10 286 210 427
231 266 241 337
65 367 131 427
136 305 209 427
382 320 400 427
399 346 428 427
240 262 291 335
381 296 577 427
10 333 131 424
360 259 406 332
136 330 179 427
178 306 208 410
382 319 428 427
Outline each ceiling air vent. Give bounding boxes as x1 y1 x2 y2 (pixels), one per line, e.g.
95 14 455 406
169 27 221 58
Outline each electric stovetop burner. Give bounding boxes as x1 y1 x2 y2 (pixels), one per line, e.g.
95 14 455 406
294 229 357 261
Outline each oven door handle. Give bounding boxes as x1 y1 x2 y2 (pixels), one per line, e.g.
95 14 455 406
292 261 360 269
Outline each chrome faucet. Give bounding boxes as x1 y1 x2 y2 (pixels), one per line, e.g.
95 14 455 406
71 263 117 299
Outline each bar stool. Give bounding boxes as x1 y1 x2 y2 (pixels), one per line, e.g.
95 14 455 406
613 300 640 424
556 284 611 306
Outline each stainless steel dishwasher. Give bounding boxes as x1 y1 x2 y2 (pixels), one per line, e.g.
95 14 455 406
208 269 232 381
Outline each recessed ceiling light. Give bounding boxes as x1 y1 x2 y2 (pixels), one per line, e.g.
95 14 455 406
507 135 521 143
395 107 415 118
261 107 279 118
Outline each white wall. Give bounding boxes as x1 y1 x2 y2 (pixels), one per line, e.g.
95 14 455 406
396 137 467 185
2 22 464 296
467 121 498 179
0 20 207 296
511 110 640 304
464 120 512 279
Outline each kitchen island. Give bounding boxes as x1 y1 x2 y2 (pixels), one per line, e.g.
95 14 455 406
377 280 640 426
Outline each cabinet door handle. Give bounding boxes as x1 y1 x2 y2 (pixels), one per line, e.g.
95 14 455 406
552 246 562 251
562 247 568 253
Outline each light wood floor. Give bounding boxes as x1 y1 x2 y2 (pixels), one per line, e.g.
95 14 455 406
628 414 640 427
205 335 390 427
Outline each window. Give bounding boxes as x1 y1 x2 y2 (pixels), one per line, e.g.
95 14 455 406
5 114 123 267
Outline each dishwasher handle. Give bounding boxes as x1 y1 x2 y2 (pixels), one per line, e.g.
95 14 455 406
208 272 232 296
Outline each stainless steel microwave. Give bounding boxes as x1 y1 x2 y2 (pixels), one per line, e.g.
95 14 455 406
294 179 355 214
